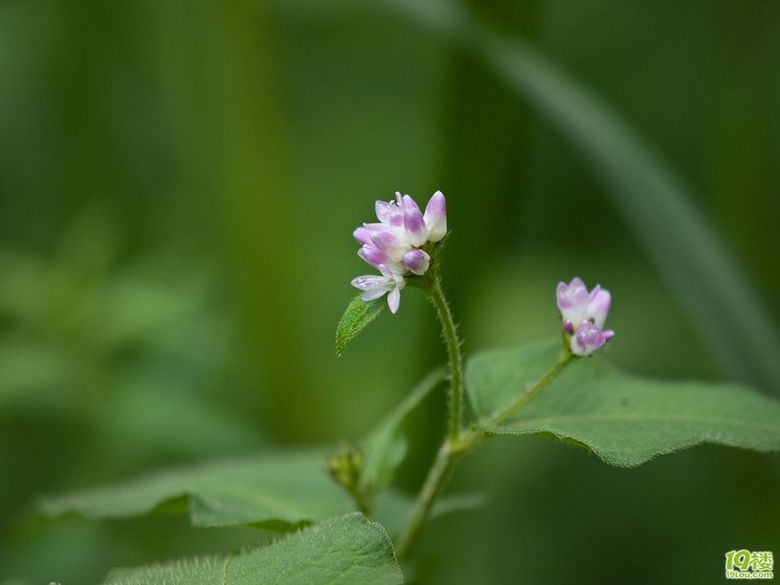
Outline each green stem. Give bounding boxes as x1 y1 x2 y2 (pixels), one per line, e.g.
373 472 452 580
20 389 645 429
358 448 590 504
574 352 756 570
428 278 463 443
449 350 573 454
394 443 456 561
395 349 573 561
394 276 462 561
488 350 572 425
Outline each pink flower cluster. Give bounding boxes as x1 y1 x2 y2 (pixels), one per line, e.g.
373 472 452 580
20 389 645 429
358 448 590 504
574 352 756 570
351 191 447 313
556 277 615 356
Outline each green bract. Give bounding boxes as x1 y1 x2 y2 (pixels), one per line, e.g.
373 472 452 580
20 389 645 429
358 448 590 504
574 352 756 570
335 294 384 356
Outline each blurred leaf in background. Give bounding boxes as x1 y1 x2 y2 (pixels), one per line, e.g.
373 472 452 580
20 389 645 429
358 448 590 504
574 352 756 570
0 207 265 581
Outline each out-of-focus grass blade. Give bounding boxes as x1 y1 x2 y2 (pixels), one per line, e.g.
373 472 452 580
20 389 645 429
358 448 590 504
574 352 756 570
380 0 780 393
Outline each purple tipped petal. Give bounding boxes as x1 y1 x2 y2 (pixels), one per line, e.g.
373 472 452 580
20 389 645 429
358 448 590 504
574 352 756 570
556 278 589 326
425 190 446 213
377 197 404 227
402 194 422 213
353 227 373 245
570 321 614 356
556 282 573 309
563 320 575 334
369 230 398 253
571 321 605 356
369 230 410 262
423 191 447 242
404 205 427 246
556 276 613 331
375 201 393 223
358 244 387 268
557 278 589 309
402 249 431 275
587 289 612 328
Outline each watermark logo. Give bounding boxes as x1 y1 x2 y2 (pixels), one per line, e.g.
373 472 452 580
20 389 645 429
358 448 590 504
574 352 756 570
725 550 774 580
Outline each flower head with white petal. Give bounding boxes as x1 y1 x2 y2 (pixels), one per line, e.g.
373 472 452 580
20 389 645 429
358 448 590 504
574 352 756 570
351 191 448 313
556 277 615 356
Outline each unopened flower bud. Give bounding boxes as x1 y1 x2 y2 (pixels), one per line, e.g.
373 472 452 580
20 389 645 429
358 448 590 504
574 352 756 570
327 445 364 491
402 249 431 275
570 321 614 356
424 190 447 242
357 244 388 268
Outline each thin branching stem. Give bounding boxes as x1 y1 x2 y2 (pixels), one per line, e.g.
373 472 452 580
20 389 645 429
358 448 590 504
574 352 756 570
394 443 455 561
488 350 571 425
428 277 463 443
395 345 573 561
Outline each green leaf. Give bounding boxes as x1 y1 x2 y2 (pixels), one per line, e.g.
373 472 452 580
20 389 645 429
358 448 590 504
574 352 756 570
101 513 403 585
467 341 780 467
41 448 475 537
380 0 780 393
41 451 354 529
335 294 384 356
360 367 446 494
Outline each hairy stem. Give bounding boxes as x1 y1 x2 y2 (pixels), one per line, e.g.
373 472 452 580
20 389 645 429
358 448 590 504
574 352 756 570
395 348 573 560
394 276 462 561
394 443 455 561
428 278 464 443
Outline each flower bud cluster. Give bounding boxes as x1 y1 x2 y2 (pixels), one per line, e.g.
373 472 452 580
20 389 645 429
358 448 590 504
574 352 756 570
351 191 447 313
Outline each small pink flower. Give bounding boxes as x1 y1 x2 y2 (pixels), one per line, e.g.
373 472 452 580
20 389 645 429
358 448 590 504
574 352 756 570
556 277 614 356
351 191 448 313
570 321 615 356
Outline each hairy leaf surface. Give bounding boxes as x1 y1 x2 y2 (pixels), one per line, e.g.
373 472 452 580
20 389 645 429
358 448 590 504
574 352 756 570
336 294 384 356
102 513 403 585
467 341 780 467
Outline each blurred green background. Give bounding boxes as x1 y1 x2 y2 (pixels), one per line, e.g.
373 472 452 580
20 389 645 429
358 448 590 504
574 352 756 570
1 0 778 583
